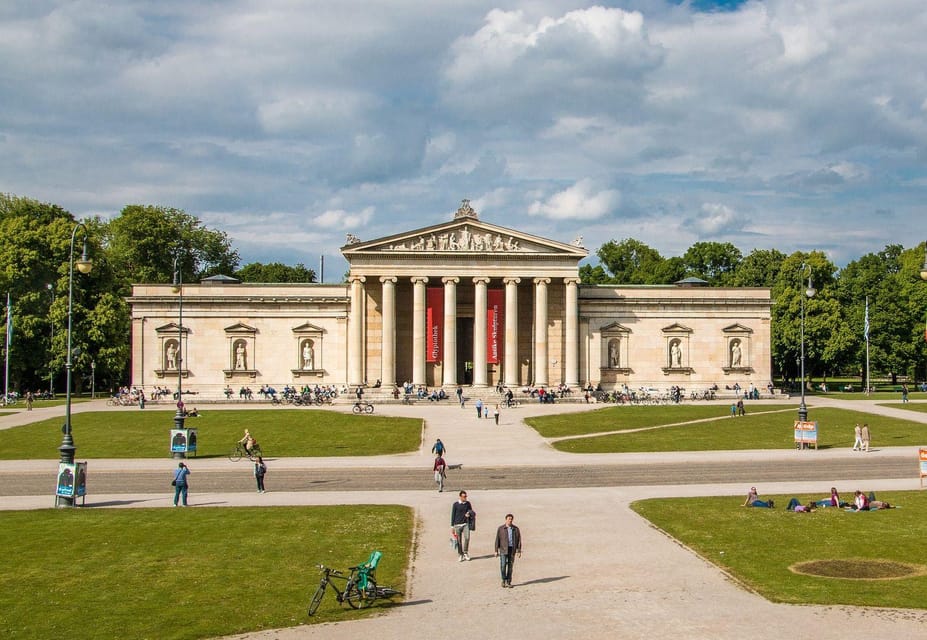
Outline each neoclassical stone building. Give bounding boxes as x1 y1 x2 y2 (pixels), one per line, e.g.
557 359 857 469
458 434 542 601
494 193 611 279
129 202 771 394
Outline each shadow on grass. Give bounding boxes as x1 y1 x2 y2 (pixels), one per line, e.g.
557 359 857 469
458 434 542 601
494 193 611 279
88 498 163 507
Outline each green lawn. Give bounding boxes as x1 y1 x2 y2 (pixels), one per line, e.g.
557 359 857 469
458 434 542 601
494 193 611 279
1 505 412 640
525 404 794 438
0 410 422 459
880 402 927 414
632 491 927 609
542 407 925 453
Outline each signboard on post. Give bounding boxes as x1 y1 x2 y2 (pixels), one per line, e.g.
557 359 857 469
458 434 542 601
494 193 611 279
793 420 818 450
919 448 927 488
55 461 87 506
170 428 198 455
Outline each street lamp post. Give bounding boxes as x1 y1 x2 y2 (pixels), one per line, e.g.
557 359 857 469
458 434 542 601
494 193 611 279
91 360 96 400
57 223 92 506
46 283 55 397
172 255 186 459
798 263 816 423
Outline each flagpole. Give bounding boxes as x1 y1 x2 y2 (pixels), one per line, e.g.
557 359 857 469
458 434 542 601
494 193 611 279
4 293 10 405
865 296 870 396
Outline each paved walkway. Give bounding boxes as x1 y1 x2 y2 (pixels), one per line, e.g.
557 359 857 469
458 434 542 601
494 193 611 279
3 398 927 639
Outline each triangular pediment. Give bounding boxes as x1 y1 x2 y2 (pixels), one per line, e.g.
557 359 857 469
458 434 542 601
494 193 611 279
342 216 587 258
601 322 632 334
155 322 189 334
662 323 693 334
722 323 753 334
224 322 257 334
292 322 325 334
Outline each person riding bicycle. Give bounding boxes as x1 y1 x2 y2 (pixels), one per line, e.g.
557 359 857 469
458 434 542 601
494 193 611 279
239 429 258 455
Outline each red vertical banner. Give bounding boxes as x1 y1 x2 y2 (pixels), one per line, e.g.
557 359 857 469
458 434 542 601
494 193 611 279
486 289 503 364
426 287 443 362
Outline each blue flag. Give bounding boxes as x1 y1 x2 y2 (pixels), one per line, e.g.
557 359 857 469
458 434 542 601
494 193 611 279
863 297 869 341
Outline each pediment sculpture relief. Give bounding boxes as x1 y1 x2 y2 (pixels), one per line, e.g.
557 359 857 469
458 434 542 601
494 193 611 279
386 225 523 253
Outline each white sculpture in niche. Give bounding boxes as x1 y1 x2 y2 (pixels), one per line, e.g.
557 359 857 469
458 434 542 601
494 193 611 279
235 342 247 370
302 341 314 370
670 340 682 367
166 342 177 370
731 340 742 367
608 339 620 368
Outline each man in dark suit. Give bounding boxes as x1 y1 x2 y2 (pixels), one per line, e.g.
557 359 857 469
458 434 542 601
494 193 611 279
494 513 522 588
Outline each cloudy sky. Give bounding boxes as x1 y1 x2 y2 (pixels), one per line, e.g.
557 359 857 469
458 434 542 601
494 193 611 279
2 0 926 278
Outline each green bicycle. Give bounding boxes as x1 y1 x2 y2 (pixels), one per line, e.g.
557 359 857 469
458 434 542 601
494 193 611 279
307 551 402 616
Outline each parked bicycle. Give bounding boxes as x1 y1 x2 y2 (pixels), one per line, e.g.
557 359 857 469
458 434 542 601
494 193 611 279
307 551 401 616
228 441 263 462
352 401 374 414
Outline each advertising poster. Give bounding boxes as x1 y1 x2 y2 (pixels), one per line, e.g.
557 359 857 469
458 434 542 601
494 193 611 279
486 289 503 364
426 287 443 362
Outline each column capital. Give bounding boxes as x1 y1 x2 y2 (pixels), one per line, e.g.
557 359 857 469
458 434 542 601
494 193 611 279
533 277 551 286
379 276 398 284
410 276 429 285
563 277 581 286
442 276 460 285
472 276 491 285
349 275 367 284
503 277 521 285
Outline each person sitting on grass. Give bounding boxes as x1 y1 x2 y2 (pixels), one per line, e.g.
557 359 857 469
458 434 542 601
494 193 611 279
742 487 774 508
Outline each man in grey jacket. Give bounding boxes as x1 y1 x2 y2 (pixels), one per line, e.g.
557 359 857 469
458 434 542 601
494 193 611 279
494 513 522 587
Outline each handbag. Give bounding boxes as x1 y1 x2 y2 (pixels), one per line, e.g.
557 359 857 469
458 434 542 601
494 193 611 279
171 479 177 486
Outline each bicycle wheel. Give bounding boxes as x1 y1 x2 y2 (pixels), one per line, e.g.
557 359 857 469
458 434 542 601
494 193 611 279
307 583 327 616
344 578 377 609
352 404 362 414
364 403 374 414
228 447 242 462
376 586 403 599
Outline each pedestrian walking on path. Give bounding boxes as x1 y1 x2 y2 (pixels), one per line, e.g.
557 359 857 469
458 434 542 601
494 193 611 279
494 513 522 587
493 404 500 425
475 399 483 418
861 423 871 452
431 438 446 457
172 462 190 506
852 423 863 451
433 454 447 492
254 456 266 493
451 490 475 561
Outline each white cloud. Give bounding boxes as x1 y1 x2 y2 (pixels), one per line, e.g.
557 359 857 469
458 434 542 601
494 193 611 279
687 203 748 236
312 206 374 229
528 179 620 220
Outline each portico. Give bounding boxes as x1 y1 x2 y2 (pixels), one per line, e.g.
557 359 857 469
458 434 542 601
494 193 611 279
342 201 586 388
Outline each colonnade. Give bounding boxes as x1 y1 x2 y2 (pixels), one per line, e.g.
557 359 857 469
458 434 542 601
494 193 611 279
347 275 581 388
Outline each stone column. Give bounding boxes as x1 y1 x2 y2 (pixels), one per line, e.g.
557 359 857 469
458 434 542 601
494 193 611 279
379 276 397 388
503 277 520 386
411 277 428 386
564 277 580 388
533 277 550 387
472 277 490 387
442 277 459 387
348 275 366 386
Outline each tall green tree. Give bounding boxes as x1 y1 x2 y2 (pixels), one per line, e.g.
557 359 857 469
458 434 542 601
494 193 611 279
236 262 316 283
682 242 743 285
590 239 677 284
103 205 240 292
730 248 786 288
0 195 128 393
